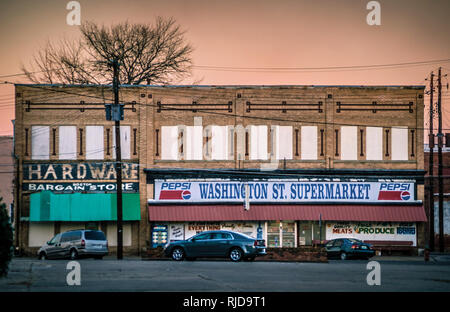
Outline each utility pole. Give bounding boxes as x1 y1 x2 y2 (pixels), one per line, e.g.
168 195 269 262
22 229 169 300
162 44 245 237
428 71 435 251
437 67 444 253
112 59 123 260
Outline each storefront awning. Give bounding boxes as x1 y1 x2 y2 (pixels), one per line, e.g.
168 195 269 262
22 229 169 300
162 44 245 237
30 191 141 221
148 204 427 222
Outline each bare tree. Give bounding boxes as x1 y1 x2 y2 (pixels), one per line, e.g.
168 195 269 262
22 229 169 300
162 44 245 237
22 17 193 85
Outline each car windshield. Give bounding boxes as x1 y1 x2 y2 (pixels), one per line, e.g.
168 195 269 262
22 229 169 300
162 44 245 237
85 231 106 240
347 238 363 243
49 234 59 244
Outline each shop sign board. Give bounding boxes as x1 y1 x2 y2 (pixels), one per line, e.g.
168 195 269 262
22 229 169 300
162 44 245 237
154 180 415 203
152 225 168 248
182 222 259 239
22 162 139 193
169 224 185 241
326 222 417 246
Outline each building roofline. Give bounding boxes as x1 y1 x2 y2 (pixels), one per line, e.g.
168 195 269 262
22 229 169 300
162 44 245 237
14 83 426 89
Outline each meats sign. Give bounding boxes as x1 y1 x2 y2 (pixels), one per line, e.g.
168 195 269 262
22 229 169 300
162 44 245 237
154 180 415 203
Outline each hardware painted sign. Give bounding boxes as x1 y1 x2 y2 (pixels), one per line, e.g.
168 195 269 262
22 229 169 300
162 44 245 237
154 180 415 203
22 162 139 193
23 162 139 180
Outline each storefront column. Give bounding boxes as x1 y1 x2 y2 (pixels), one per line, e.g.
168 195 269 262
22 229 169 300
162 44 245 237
279 222 283 248
294 222 298 247
264 221 268 246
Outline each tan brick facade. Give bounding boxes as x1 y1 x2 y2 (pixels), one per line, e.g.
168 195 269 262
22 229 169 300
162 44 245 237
14 84 426 256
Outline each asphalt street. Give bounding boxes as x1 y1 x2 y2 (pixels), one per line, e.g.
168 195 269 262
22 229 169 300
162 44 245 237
1 257 450 292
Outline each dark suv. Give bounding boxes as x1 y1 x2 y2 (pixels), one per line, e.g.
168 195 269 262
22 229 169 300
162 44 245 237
38 229 108 260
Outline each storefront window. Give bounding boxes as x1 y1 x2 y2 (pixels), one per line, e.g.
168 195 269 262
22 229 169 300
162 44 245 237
282 220 295 247
267 221 296 247
312 221 326 243
267 221 280 247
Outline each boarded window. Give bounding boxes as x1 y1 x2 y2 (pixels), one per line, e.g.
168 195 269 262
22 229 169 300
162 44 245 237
273 126 293 160
85 126 104 160
161 126 179 160
31 126 50 160
250 125 268 160
112 126 131 160
58 126 77 160
340 126 357 160
211 126 229 160
107 223 132 246
185 126 203 160
366 127 382 160
301 126 317 160
28 223 54 247
391 127 408 160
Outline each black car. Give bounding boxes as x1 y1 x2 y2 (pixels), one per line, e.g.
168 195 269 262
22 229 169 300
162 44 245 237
164 230 267 262
324 238 375 260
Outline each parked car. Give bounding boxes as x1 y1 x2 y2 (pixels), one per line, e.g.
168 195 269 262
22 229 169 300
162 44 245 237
324 238 375 260
38 229 108 260
164 230 267 262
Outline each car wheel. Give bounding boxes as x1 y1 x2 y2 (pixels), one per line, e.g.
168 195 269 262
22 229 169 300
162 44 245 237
38 252 47 260
229 248 243 262
171 247 185 261
340 252 348 260
70 249 78 260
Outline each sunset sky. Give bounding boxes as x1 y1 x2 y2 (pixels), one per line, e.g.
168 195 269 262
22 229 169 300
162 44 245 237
0 0 449 135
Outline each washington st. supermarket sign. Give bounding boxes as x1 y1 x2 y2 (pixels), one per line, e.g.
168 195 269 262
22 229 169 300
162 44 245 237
154 180 415 203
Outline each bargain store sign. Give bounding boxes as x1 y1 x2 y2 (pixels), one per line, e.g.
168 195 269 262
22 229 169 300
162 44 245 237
153 181 415 203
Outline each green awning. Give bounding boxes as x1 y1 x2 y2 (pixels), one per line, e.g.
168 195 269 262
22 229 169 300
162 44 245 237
30 191 141 221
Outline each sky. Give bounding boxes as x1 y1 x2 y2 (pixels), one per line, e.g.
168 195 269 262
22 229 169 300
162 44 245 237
0 0 449 136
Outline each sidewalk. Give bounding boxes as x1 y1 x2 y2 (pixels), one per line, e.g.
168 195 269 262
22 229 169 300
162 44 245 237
12 254 450 263
371 253 450 263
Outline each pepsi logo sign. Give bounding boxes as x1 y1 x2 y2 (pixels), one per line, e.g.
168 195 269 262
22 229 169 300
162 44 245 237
401 191 410 201
182 190 191 200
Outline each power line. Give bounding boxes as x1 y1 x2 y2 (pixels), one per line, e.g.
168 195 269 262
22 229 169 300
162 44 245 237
192 58 450 73
1 58 449 78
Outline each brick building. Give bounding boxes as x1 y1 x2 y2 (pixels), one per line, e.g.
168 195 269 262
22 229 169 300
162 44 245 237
0 136 14 222
14 84 427 256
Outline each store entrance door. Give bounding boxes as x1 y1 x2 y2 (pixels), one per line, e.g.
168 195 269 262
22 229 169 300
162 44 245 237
299 222 312 246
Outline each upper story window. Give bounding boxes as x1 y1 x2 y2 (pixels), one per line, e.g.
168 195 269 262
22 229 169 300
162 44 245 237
112 126 131 160
85 126 104 160
161 126 179 160
391 127 408 160
211 126 230 160
185 126 203 160
249 125 268 160
272 126 293 160
340 126 357 160
59 126 77 160
365 127 383 160
301 126 317 160
31 126 50 160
